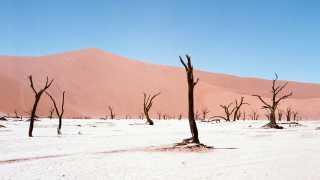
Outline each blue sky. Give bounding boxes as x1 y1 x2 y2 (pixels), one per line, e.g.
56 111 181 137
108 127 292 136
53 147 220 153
1 0 320 83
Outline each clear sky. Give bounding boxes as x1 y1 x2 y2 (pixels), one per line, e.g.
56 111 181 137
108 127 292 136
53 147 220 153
1 0 320 83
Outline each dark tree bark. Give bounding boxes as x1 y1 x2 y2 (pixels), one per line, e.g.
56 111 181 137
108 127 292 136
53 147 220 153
28 75 54 137
233 97 248 121
293 111 298 121
252 73 293 129
14 110 22 120
213 103 236 122
178 114 182 120
49 108 54 119
14 110 19 118
108 106 115 120
162 114 167 120
139 113 144 120
143 92 161 125
46 91 65 135
251 110 259 120
286 108 292 122
236 111 242 120
201 108 210 120
180 55 200 144
242 111 246 120
157 112 162 120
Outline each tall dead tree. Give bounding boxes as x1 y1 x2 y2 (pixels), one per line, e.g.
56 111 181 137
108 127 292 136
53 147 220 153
28 75 54 137
252 73 293 129
233 97 248 121
213 103 235 122
108 106 115 120
201 108 210 120
143 92 161 125
46 91 65 135
180 55 200 144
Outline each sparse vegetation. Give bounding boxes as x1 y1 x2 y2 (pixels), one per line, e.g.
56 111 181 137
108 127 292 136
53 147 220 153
46 91 66 135
252 73 293 129
143 92 161 125
28 75 54 137
180 55 200 144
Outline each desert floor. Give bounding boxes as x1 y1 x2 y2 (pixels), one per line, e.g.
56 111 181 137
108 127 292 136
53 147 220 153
1 118 320 180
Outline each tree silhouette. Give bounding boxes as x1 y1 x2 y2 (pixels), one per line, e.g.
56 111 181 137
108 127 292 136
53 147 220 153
213 103 235 122
252 73 293 129
143 92 161 125
46 91 65 135
28 75 54 137
233 97 248 121
180 55 200 144
108 106 115 120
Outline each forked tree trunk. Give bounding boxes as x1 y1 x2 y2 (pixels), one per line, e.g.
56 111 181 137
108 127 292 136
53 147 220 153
143 92 161 125
252 73 292 129
180 55 200 144
28 76 54 137
46 91 65 135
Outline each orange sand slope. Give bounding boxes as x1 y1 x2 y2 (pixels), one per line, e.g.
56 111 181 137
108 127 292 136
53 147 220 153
0 48 319 119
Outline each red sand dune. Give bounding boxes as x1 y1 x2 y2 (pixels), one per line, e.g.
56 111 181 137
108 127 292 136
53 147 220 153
1 48 320 119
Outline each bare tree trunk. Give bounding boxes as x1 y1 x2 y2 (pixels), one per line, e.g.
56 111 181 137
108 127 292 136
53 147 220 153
108 106 115 120
180 55 200 144
212 103 235 122
46 91 65 135
28 76 54 137
143 92 161 125
233 97 248 121
252 73 292 129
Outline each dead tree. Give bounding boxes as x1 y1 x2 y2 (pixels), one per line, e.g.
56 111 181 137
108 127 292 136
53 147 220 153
195 110 200 120
286 108 292 122
201 108 210 120
242 111 246 120
28 75 54 137
162 114 167 120
49 108 55 119
293 111 298 122
143 92 161 125
233 97 248 121
213 103 235 122
139 113 144 120
236 111 242 120
251 110 259 120
278 110 283 121
157 112 162 120
108 106 115 120
252 73 293 129
180 55 200 144
14 110 22 120
14 110 19 118
46 91 65 135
